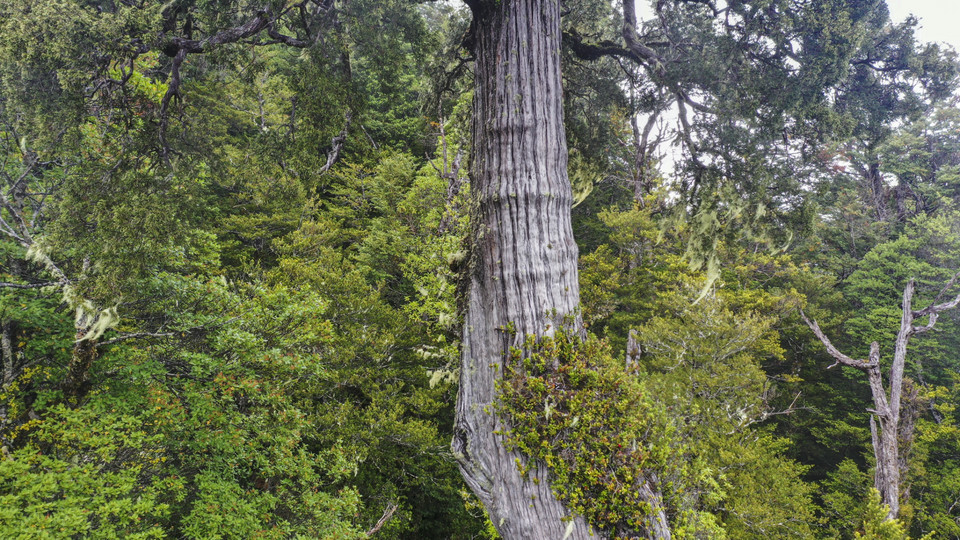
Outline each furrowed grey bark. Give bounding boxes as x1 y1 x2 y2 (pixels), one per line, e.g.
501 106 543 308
453 1 673 536
452 0 593 537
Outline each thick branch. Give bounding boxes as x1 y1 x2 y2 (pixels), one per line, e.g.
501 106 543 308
159 47 187 163
167 9 277 54
626 328 642 368
911 312 939 336
562 0 665 71
562 30 632 61
621 0 666 68
159 3 323 160
266 24 311 48
635 475 671 539
913 270 960 318
567 0 719 127
318 111 352 174
799 309 874 370
888 280 915 421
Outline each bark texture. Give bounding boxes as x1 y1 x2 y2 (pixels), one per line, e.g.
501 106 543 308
453 0 593 537
801 274 960 520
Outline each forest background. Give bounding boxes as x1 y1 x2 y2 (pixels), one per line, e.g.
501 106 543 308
1 0 960 538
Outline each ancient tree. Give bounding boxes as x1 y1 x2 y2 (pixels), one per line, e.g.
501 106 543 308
801 274 960 519
451 0 595 537
452 0 672 536
450 0 884 535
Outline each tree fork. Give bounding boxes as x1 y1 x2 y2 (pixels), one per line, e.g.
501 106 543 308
801 272 960 520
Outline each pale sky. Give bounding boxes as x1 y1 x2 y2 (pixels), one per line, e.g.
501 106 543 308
635 1 959 50
875 0 959 50
628 0 960 176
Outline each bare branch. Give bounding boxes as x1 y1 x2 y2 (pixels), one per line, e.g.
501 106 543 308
758 391 810 422
801 273 960 521
0 168 35 245
19 245 72 286
913 270 960 318
365 503 398 537
0 216 26 245
318 111 352 174
0 281 58 289
888 280 917 420
98 331 175 347
799 309 874 370
360 124 379 150
911 312 939 336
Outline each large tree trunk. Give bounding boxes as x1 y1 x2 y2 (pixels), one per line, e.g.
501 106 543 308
452 0 594 537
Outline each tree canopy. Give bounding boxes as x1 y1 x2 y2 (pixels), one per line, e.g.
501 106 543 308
1 0 959 538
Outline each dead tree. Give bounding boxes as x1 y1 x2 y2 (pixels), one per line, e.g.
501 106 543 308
800 273 960 520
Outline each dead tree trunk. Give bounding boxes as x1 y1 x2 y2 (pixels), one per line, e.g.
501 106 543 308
801 274 960 520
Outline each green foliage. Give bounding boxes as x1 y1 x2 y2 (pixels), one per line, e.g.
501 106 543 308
877 106 960 222
0 21 482 530
0 0 162 133
578 245 625 327
0 394 177 539
497 331 669 536
785 157 960 533
854 489 934 540
576 199 821 537
634 285 815 539
2 0 960 538
0 267 369 538
577 206 683 350
821 458 873 537
498 278 816 538
843 211 960 378
908 376 960 538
